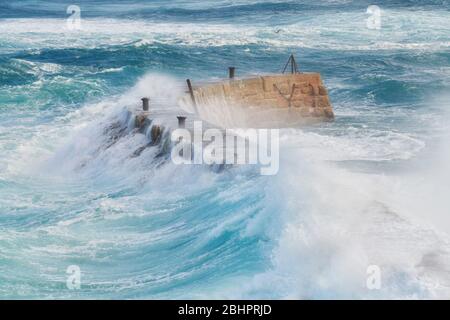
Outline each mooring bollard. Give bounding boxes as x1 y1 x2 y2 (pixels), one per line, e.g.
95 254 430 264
177 116 186 128
141 97 150 111
229 67 235 79
151 125 161 144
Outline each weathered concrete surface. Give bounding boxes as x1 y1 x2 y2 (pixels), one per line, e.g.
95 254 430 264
181 73 334 128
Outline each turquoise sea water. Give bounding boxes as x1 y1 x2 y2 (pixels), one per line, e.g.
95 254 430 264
0 0 450 299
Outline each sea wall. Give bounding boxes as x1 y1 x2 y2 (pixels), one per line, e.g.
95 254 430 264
181 73 334 128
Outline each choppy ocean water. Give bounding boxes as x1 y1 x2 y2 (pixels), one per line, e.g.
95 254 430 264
0 0 449 299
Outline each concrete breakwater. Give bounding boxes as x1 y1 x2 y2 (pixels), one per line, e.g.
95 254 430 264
119 100 274 173
107 56 334 168
120 100 230 166
180 73 334 128
119 101 190 159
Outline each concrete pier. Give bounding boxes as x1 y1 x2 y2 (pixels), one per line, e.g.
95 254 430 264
180 73 334 128
119 56 335 165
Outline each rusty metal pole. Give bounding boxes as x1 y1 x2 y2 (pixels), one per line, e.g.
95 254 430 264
291 55 295 74
186 79 197 108
141 97 149 111
177 116 186 128
228 67 235 79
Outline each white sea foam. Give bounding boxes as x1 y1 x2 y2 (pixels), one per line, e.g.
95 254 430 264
225 92 450 299
225 137 450 299
2 69 450 299
279 128 426 162
1 8 449 52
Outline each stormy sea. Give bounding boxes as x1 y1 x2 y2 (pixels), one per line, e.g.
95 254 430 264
0 0 449 299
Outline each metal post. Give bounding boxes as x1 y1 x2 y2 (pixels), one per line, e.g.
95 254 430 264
291 55 295 74
291 55 298 74
282 54 299 74
186 79 197 108
177 116 186 128
141 97 149 111
228 67 235 79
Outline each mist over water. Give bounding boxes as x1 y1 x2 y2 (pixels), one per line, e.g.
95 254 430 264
0 0 450 299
